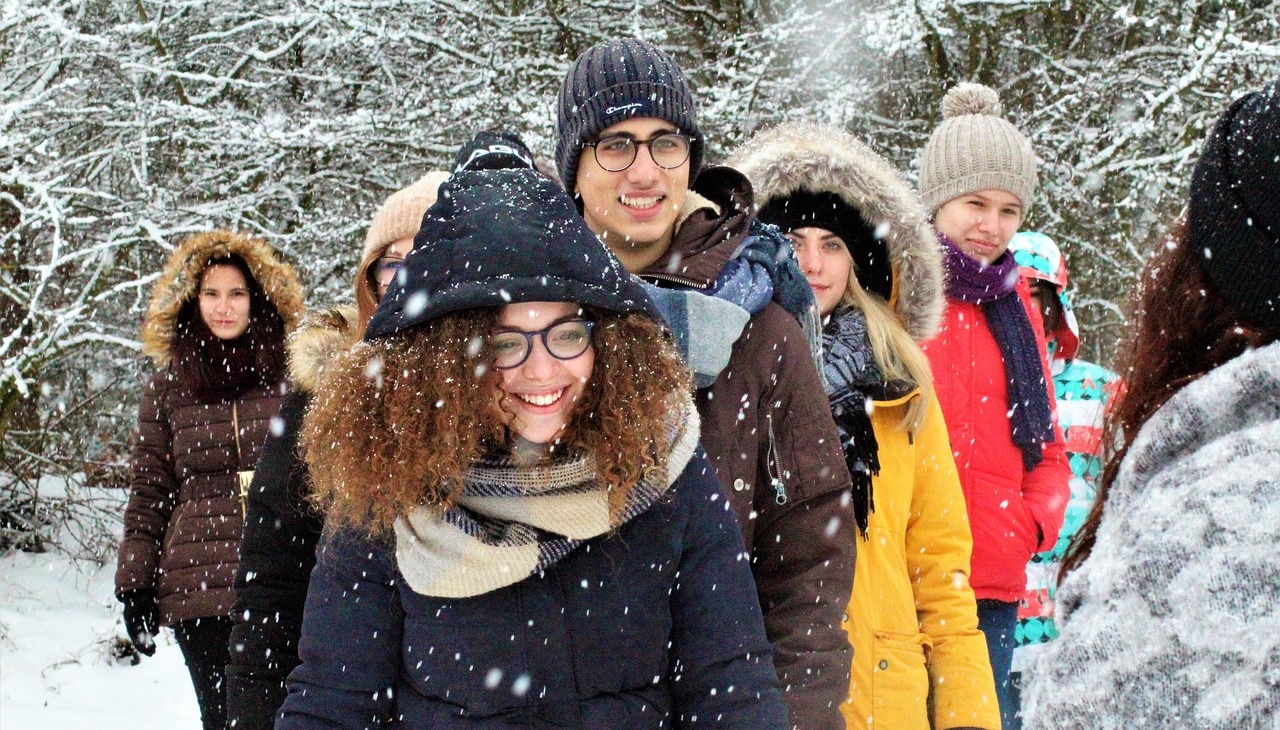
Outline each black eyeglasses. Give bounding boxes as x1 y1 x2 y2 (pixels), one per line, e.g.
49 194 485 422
584 132 692 172
489 320 595 370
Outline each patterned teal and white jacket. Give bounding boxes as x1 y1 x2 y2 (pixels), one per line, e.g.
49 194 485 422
1008 232 1122 674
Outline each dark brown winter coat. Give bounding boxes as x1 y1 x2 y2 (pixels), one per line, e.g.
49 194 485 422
114 231 305 626
642 167 856 730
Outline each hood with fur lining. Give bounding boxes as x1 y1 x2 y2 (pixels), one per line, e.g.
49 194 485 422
140 230 306 367
287 306 362 393
728 122 945 343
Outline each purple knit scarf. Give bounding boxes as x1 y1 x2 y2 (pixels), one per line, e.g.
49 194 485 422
940 233 1053 470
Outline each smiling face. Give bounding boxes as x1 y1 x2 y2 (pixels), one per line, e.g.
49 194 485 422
574 117 691 273
933 189 1024 265
787 227 853 317
492 301 595 444
198 264 251 340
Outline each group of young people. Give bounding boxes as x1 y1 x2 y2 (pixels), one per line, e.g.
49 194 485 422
114 37 1280 730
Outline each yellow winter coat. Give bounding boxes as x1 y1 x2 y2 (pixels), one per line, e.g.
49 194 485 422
841 391 1000 730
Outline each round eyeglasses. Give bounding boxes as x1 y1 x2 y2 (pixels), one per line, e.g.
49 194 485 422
489 320 595 370
585 133 692 172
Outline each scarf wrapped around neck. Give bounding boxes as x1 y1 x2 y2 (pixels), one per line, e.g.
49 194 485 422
940 233 1054 470
393 395 700 598
823 307 914 537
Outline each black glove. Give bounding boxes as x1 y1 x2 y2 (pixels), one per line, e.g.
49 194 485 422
120 589 159 657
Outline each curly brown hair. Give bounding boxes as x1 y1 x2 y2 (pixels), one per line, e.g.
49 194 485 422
1059 215 1280 580
301 306 690 533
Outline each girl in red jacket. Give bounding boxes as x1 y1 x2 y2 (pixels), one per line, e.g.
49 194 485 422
916 82 1071 730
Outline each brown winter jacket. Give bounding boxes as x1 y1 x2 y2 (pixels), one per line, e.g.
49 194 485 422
114 231 305 626
641 167 856 730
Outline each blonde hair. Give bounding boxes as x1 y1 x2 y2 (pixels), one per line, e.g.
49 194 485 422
837 274 934 432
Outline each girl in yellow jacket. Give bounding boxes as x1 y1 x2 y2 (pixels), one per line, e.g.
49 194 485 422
733 123 1001 730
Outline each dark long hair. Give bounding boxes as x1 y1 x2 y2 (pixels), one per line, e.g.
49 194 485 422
1059 216 1280 579
171 255 287 401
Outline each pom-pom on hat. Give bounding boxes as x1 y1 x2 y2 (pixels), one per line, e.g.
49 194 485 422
919 82 1038 215
365 169 661 340
1188 78 1280 329
555 38 702 190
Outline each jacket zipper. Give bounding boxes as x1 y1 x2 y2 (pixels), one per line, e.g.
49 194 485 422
642 272 711 290
766 412 788 505
232 401 254 518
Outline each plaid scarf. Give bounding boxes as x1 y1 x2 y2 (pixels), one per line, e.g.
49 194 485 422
394 396 700 598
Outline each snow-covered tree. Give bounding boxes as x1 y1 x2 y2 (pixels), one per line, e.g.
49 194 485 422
3 0 1277 555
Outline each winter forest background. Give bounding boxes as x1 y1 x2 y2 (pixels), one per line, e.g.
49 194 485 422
2 0 1279 560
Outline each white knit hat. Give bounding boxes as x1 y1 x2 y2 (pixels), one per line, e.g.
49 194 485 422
919 83 1038 215
362 171 451 261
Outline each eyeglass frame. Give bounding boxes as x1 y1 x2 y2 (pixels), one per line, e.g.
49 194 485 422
582 132 693 172
488 319 596 370
373 255 406 285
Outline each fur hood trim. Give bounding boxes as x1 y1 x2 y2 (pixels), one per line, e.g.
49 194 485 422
140 230 307 367
728 122 945 342
288 306 362 393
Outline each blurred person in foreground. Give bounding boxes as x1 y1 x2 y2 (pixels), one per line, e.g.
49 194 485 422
1021 78 1280 730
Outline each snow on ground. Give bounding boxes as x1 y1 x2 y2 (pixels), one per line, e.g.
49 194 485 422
0 550 201 729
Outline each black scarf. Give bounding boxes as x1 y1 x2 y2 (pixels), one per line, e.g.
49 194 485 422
177 314 262 402
822 307 912 537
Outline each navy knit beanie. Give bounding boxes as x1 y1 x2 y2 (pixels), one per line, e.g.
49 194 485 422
555 38 703 190
1189 78 1280 329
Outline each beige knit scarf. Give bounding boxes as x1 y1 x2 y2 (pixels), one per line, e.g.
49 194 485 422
394 394 700 598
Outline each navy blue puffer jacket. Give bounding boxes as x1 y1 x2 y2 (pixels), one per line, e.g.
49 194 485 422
277 450 787 729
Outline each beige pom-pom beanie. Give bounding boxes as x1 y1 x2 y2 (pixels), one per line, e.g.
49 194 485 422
362 170 452 261
919 82 1038 215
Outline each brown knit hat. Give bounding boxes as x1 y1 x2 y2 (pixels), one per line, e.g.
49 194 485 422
919 83 1038 215
362 171 451 262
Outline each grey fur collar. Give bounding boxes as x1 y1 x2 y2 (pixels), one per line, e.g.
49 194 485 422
728 122 945 343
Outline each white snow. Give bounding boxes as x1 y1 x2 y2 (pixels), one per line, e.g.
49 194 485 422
0 551 201 729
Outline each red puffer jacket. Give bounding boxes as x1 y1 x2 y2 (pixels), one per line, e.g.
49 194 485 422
921 277 1070 602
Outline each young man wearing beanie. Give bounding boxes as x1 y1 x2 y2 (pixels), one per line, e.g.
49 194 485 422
555 37 856 730
226 170 450 730
914 82 1071 730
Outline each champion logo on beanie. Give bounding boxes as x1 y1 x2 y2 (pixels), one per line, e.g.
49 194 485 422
555 38 703 189
918 82 1038 215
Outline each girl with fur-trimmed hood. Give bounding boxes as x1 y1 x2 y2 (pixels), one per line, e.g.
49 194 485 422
114 230 304 730
276 169 787 729
732 123 1000 730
